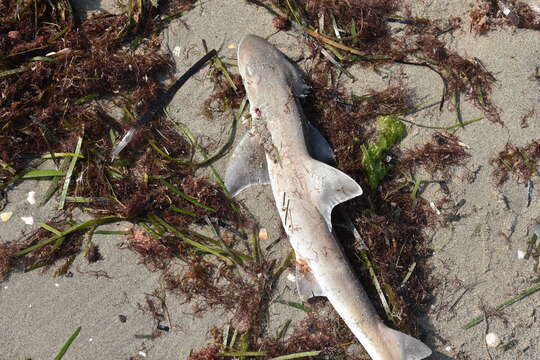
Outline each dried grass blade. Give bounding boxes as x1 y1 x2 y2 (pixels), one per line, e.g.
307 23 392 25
400 262 416 287
273 250 294 280
211 55 237 91
218 352 265 357
275 299 312 312
204 216 243 265
58 136 83 210
268 350 322 360
358 249 394 321
53 326 81 360
187 230 252 263
320 48 354 80
463 282 540 329
48 25 70 43
22 169 65 178
170 206 197 217
150 215 232 262
40 157 70 206
94 230 130 235
0 66 29 78
39 222 62 236
160 178 215 212
15 216 121 256
40 153 85 159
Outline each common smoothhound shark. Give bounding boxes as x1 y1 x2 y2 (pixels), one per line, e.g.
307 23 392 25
225 34 432 360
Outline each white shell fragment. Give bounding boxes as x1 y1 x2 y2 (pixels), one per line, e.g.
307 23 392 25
26 191 36 205
111 127 136 158
286 273 296 282
21 216 34 225
485 332 501 347
1 212 13 222
517 250 526 259
429 201 441 215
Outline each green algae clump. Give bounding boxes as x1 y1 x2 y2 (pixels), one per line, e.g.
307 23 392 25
361 115 406 189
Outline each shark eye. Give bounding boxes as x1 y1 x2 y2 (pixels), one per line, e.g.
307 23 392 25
245 64 261 84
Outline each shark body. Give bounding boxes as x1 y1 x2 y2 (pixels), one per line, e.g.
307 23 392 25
225 34 432 360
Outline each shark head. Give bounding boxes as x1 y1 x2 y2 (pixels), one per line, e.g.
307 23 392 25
237 34 309 106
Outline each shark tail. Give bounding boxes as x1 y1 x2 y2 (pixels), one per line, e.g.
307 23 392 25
379 323 432 360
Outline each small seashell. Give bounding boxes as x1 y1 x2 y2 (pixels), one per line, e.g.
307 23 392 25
26 191 36 205
429 201 441 215
286 273 296 282
21 216 34 225
485 332 501 347
258 228 268 241
517 250 526 259
1 212 13 222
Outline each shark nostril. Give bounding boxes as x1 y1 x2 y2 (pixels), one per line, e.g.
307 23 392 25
246 63 255 77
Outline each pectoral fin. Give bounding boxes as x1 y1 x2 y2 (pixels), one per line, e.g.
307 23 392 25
305 122 336 166
306 160 363 231
224 132 269 196
295 261 325 300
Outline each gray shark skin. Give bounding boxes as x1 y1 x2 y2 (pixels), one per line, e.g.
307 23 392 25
225 34 432 360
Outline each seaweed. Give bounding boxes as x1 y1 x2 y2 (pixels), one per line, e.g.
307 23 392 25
250 0 502 124
0 1 491 358
470 1 540 33
490 139 540 186
400 132 471 178
361 115 406 189
0 242 18 281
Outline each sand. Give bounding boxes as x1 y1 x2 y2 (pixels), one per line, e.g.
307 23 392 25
1 0 539 359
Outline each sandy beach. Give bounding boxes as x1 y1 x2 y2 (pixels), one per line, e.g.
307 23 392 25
1 0 539 359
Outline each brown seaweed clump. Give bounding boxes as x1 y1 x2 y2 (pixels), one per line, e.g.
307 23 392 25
189 313 360 360
490 140 540 186
305 62 412 175
164 256 274 338
252 0 501 124
202 72 246 119
258 313 358 359
0 242 18 281
400 132 471 179
0 0 244 280
470 0 540 33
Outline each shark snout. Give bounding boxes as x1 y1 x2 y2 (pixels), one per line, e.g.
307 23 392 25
237 34 268 65
237 34 278 79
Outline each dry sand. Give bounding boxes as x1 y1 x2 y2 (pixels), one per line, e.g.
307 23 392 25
1 0 539 359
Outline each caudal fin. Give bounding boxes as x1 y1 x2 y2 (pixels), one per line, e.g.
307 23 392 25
380 324 432 360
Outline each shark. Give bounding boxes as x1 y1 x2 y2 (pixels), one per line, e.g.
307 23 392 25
224 34 432 360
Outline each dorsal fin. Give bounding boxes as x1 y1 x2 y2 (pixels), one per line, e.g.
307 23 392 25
305 159 362 231
224 132 269 196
